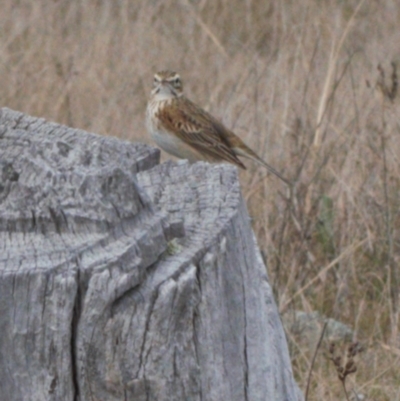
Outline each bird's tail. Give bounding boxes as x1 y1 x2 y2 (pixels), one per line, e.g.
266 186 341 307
234 146 291 186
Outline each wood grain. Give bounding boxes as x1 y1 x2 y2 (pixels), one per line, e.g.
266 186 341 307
0 108 301 401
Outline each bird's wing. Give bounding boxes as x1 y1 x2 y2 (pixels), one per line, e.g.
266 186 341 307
184 99 291 185
157 98 246 169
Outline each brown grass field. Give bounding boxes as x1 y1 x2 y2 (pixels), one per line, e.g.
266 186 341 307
1 0 400 399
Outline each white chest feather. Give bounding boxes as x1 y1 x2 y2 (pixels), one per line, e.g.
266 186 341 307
146 99 172 145
146 99 180 155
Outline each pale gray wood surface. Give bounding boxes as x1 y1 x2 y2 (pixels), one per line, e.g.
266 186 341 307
0 108 301 401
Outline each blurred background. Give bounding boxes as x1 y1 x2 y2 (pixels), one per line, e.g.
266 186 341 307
1 0 400 399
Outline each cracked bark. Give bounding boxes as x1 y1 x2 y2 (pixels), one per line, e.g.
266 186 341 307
0 108 302 401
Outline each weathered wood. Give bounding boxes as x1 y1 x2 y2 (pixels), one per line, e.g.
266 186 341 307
0 108 301 401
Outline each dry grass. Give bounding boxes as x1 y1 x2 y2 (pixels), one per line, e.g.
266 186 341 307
2 0 400 399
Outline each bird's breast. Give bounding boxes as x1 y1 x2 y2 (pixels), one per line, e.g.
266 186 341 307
146 100 180 152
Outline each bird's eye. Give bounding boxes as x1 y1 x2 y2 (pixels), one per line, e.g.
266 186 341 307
174 78 180 86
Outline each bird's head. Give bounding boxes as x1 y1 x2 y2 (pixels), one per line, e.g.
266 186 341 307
151 70 183 99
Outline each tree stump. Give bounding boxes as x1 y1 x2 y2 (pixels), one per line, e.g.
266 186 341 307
0 107 301 401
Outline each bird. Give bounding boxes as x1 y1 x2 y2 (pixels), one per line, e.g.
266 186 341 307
146 70 290 185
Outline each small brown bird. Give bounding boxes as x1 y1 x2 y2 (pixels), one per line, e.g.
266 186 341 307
146 70 290 185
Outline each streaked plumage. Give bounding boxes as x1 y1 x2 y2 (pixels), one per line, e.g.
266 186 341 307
146 70 290 185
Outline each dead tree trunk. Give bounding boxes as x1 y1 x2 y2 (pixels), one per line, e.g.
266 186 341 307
0 108 301 401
